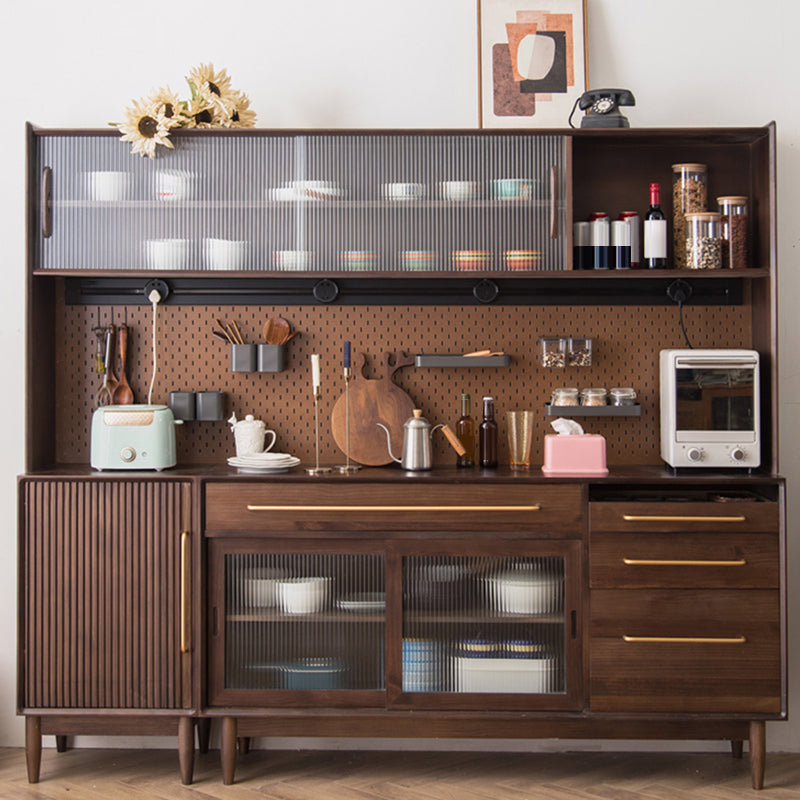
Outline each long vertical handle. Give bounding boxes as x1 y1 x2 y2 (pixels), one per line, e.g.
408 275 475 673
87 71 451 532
180 532 191 653
549 164 558 239
41 167 53 239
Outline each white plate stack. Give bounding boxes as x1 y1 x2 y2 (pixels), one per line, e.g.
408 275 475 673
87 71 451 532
227 452 301 472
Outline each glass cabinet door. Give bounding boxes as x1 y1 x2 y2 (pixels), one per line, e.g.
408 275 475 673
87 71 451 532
393 542 581 710
34 131 568 274
209 545 385 706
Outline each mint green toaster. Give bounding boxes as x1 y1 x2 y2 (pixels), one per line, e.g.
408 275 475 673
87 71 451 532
91 404 178 470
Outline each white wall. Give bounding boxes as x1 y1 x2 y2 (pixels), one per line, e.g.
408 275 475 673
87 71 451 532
1 0 798 754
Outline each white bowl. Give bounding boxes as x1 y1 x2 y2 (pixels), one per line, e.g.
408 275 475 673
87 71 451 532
155 169 195 201
278 577 331 614
383 182 425 201
244 568 285 608
87 171 131 202
204 238 247 270
486 570 560 615
146 238 189 270
440 180 478 201
275 250 312 270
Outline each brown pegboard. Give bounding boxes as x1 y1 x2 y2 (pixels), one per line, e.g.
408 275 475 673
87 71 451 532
55 294 751 468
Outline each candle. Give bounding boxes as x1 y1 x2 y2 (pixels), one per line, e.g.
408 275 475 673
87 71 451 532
343 340 351 369
311 353 320 389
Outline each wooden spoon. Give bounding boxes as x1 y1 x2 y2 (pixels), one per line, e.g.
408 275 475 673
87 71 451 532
281 330 300 345
113 323 134 404
263 317 290 345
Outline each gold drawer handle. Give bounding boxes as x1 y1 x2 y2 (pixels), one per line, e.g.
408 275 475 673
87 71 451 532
247 504 541 512
622 514 746 523
623 635 747 644
622 558 747 567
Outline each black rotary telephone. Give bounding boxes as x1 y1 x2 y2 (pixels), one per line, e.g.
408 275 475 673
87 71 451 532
569 88 635 128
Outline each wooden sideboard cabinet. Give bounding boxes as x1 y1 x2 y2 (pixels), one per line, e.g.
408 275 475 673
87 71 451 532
17 477 197 784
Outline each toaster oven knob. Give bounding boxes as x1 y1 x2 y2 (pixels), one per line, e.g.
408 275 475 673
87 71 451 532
731 447 746 462
121 446 136 463
686 447 703 463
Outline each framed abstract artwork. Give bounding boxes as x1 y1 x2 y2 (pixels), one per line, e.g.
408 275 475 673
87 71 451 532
478 0 588 127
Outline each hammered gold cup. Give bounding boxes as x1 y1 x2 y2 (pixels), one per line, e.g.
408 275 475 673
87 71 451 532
507 410 535 470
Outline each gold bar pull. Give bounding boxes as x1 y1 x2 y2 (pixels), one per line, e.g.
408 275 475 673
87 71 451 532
549 165 558 239
247 504 541 512
623 558 747 567
621 514 746 523
623 635 747 644
180 531 191 654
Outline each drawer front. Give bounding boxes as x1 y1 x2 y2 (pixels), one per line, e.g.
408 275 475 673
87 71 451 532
590 501 778 534
205 483 582 533
590 588 781 713
590 532 779 588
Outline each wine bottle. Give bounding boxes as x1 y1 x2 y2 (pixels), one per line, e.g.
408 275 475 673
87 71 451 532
478 396 498 468
643 182 668 269
455 393 475 467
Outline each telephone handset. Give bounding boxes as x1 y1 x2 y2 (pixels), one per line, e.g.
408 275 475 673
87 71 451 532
569 88 635 129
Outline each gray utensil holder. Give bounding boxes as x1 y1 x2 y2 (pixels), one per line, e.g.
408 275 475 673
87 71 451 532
257 344 286 373
196 390 226 420
169 391 196 421
231 344 257 372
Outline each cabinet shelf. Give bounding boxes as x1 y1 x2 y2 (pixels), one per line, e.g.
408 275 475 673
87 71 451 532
415 354 511 368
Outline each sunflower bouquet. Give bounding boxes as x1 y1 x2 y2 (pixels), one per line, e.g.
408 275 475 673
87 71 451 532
116 64 257 158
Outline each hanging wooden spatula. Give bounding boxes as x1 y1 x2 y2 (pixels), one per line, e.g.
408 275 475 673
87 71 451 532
263 317 290 344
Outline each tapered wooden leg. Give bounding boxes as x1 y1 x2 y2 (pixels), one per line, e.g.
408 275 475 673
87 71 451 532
197 718 211 754
178 717 194 785
25 717 42 783
55 735 68 753
238 736 251 755
731 739 743 758
221 717 237 785
749 720 766 789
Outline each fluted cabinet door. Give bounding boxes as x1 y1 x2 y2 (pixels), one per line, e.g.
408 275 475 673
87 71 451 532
20 479 192 710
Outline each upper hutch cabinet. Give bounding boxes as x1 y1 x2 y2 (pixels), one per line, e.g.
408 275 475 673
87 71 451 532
30 128 569 275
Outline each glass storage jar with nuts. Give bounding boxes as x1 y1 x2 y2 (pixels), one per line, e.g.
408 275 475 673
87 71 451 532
580 387 608 406
685 212 722 270
551 387 579 406
672 163 707 269
717 195 748 269
567 336 592 366
538 337 566 367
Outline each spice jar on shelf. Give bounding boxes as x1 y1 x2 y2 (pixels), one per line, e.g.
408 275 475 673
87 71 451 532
567 336 592 366
551 387 579 406
672 163 708 269
580 387 608 406
609 387 637 406
685 212 722 270
717 195 748 269
538 337 566 367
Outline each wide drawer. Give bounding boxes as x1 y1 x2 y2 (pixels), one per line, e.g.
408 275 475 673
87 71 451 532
590 532 779 588
590 588 781 713
590 500 778 533
205 483 582 533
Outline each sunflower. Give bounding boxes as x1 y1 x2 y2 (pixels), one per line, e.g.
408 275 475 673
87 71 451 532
222 90 257 128
183 96 219 128
186 63 234 117
148 86 188 126
117 96 178 159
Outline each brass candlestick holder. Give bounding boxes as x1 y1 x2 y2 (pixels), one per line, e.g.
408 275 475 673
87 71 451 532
336 367 361 473
306 387 332 475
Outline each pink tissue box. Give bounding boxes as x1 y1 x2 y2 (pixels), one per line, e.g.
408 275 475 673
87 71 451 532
541 434 609 477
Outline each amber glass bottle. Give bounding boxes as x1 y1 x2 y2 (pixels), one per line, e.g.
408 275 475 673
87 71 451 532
478 396 498 468
456 393 475 467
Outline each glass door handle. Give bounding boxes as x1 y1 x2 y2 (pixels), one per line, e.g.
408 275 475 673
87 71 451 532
180 531 191 654
549 164 558 239
41 167 52 239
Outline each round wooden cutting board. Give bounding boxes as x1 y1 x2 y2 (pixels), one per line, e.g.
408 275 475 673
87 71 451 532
330 351 416 466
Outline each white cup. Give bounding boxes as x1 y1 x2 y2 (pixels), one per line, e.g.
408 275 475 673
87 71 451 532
233 425 277 457
146 238 189 269
88 171 130 202
383 182 425 201
275 250 312 270
155 169 195 201
204 238 248 270
441 180 478 201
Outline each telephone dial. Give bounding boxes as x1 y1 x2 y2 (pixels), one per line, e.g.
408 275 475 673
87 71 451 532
569 88 635 129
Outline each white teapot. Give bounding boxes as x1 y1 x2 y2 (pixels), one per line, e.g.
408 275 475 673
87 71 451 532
228 413 276 457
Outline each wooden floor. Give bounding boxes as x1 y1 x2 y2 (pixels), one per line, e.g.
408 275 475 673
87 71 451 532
2 747 800 799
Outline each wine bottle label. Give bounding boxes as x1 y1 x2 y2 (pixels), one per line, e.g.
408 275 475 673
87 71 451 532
644 219 667 258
